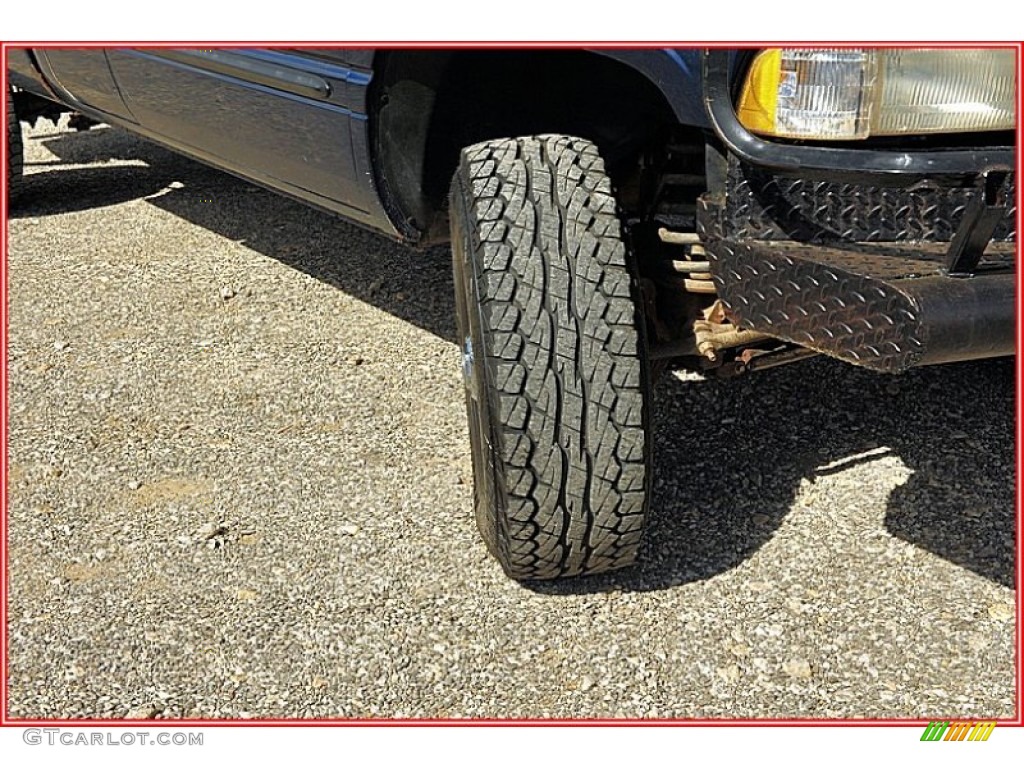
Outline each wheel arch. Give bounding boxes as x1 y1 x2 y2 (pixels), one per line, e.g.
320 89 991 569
369 50 683 244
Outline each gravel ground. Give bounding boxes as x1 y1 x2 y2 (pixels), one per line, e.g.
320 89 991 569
5 120 1017 720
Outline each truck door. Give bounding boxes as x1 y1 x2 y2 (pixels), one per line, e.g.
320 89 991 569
104 48 375 212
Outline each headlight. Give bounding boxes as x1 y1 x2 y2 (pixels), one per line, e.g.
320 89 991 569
736 48 1016 140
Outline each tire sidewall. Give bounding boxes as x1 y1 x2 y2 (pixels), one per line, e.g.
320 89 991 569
450 177 510 568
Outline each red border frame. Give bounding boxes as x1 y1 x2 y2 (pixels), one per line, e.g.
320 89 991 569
0 40 1021 729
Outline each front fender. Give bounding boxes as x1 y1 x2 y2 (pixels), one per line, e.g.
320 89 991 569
591 48 742 128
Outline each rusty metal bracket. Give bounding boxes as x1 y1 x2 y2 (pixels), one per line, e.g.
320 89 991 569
946 171 1010 276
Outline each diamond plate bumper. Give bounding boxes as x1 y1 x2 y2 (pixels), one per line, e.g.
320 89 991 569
698 197 1016 374
720 160 1016 244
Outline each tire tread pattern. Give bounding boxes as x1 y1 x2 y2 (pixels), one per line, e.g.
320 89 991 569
452 136 650 580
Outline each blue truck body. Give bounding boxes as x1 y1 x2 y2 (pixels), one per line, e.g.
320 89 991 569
7 48 713 239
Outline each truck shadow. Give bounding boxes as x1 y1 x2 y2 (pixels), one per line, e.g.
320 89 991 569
17 126 1016 594
15 126 460 341
11 125 177 214
10 165 171 216
591 356 1015 594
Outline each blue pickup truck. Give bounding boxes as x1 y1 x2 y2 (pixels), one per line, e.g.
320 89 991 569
6 47 1016 580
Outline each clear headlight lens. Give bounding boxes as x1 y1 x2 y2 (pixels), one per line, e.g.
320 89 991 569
736 48 1016 140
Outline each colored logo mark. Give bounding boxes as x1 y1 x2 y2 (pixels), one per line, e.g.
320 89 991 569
920 721 996 742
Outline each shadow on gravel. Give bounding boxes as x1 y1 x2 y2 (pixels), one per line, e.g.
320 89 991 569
27 126 458 341
9 166 171 218
22 126 1017 594
533 356 1015 594
36 125 151 164
9 126 173 217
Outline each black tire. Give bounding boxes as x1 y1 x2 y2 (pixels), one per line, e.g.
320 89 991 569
450 135 651 581
7 86 25 204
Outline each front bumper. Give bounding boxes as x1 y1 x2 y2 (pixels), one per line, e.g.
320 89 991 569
698 203 1015 373
698 50 1017 374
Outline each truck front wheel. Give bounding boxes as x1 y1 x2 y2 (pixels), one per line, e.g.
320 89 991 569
450 135 652 580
